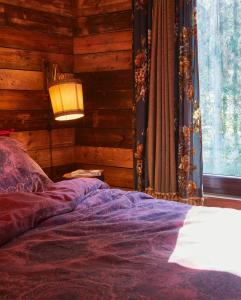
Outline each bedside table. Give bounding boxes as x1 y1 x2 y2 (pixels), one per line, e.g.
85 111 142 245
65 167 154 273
63 169 104 181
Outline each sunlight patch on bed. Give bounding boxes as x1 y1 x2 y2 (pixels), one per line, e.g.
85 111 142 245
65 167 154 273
168 206 241 278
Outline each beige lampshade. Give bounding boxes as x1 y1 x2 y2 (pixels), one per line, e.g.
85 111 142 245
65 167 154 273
48 79 84 121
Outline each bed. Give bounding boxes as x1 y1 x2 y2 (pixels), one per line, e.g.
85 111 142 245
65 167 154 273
0 137 241 300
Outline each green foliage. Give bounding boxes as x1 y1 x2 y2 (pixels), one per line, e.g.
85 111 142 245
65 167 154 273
197 0 241 177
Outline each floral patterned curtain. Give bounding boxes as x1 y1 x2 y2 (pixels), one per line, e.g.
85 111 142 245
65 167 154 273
176 0 203 204
133 0 153 191
133 0 203 205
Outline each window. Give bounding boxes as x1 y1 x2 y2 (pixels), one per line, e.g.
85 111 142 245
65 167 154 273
197 0 241 196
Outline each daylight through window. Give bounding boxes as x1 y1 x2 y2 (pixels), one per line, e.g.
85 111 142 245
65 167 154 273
197 0 241 177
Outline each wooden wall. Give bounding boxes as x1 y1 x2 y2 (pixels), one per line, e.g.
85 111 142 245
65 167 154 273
0 0 134 187
73 0 134 189
0 0 76 180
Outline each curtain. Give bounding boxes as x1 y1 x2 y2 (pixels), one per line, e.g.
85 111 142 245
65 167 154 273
133 0 153 192
133 0 203 205
147 0 177 199
176 0 203 204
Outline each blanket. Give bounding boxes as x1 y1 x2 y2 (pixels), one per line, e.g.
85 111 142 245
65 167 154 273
0 178 241 300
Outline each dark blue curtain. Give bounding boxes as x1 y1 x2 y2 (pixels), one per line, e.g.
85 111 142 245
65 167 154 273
176 0 203 203
133 0 153 191
133 0 203 205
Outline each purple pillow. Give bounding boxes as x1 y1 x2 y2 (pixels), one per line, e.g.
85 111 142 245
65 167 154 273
0 137 52 193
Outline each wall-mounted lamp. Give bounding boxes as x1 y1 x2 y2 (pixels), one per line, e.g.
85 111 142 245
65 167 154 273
47 64 84 121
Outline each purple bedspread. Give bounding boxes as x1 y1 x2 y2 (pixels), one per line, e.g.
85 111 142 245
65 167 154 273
0 179 241 300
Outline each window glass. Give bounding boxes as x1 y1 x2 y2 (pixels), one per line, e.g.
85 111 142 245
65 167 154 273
197 0 241 177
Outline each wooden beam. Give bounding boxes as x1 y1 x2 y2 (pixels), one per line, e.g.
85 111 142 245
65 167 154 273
74 50 132 72
74 31 132 54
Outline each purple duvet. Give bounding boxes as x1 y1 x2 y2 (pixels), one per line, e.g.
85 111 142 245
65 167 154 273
0 178 241 300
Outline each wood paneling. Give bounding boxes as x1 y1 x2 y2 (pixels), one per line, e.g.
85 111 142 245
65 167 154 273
76 0 131 16
0 90 48 110
0 110 48 131
75 146 133 168
80 110 133 129
84 89 132 110
0 3 72 36
0 0 75 181
11 128 75 169
29 146 75 168
0 110 82 131
80 70 132 90
0 70 43 90
11 128 75 150
51 128 76 148
0 27 72 54
74 31 132 54
0 1 138 190
74 50 132 73
0 0 72 16
75 10 132 36
73 1 133 188
0 47 73 71
76 128 133 148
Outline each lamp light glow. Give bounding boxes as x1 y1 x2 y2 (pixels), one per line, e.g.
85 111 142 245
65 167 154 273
48 79 84 121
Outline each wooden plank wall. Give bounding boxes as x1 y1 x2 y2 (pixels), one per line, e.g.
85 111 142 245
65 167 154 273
73 0 134 189
0 0 76 180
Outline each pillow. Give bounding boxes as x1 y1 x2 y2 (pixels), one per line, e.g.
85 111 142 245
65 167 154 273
0 137 52 193
0 130 12 137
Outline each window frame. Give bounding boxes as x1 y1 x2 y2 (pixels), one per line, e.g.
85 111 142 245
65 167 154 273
198 1 241 197
203 175 241 197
